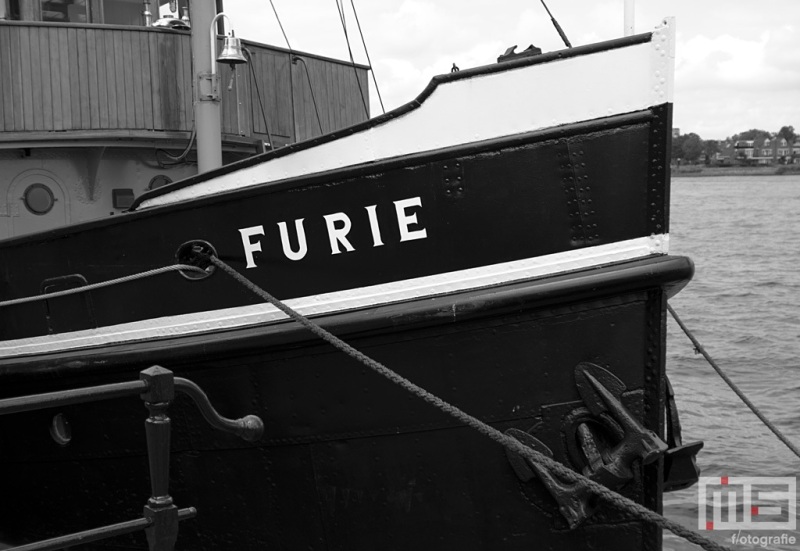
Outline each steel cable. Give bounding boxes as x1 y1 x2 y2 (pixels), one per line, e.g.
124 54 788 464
668 304 800 461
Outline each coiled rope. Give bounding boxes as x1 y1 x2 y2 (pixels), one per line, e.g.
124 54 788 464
0 264 206 308
668 304 800 461
204 254 731 551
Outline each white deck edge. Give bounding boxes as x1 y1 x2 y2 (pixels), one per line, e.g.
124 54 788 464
139 19 675 209
0 234 668 358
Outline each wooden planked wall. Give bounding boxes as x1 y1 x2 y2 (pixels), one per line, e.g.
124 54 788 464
0 22 370 145
0 23 193 132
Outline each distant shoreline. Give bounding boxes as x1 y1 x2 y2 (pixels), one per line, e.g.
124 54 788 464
671 165 800 178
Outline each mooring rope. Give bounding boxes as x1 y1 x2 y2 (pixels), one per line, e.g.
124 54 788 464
204 253 731 551
668 304 800 461
0 264 206 308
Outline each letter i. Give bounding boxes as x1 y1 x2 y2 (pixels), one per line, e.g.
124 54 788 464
365 205 384 247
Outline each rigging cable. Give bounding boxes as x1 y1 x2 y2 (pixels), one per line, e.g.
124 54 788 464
292 56 324 135
349 0 384 114
243 48 276 150
267 0 297 141
539 0 572 48
268 0 293 50
668 304 800 461
334 0 370 118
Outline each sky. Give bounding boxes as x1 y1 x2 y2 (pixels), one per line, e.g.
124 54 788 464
216 0 800 141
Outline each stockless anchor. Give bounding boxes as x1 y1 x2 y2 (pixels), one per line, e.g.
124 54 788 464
0 366 263 551
505 362 703 528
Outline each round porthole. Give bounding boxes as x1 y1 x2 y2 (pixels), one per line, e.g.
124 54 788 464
50 413 72 446
23 183 55 215
148 175 173 190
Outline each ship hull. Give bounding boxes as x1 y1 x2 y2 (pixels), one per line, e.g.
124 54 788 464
0 22 686 550
0 255 691 550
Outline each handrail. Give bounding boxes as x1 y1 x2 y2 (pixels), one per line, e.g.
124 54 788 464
1 365 263 551
7 508 197 551
0 380 147 415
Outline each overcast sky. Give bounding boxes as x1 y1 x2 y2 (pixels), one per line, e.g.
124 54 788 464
220 1 800 141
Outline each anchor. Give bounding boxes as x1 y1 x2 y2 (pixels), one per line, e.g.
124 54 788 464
662 376 704 492
505 362 702 527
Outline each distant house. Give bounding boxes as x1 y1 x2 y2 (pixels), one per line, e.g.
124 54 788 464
710 141 736 165
733 140 756 165
702 135 798 166
735 136 799 165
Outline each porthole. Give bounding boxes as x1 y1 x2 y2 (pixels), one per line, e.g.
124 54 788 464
23 183 55 215
50 413 72 446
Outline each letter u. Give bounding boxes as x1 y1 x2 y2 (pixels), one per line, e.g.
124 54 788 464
277 219 308 261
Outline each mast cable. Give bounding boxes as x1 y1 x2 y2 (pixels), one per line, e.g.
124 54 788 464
268 0 292 50
539 0 572 48
350 0 384 114
267 0 298 141
335 0 370 118
292 56 324 135
243 48 276 151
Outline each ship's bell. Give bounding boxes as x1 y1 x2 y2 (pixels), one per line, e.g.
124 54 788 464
217 36 247 66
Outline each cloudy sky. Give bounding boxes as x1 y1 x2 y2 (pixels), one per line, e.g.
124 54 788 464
221 1 800 141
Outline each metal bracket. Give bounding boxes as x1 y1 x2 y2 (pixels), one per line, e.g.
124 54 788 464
198 72 221 102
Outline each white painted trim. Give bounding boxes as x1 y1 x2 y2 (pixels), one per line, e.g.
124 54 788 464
0 234 668 358
139 20 674 209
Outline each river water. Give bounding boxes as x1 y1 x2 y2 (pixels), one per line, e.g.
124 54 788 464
663 175 800 550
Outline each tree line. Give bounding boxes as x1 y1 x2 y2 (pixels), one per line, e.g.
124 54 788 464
672 125 797 163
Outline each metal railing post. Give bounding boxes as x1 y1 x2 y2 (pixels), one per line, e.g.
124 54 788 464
140 366 179 551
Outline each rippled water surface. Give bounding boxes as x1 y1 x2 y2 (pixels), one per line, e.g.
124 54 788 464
663 175 800 550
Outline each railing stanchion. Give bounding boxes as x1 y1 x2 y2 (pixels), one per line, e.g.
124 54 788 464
140 366 179 551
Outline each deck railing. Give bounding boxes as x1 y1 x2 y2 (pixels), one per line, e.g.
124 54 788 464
0 365 263 551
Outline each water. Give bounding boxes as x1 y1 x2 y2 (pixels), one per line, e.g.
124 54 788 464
663 175 800 550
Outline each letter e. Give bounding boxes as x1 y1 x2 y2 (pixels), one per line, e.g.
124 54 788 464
394 197 427 242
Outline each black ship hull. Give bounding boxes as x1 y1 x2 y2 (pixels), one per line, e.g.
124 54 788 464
0 22 689 550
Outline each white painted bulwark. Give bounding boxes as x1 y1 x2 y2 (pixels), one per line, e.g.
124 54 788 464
138 20 675 209
0 235 668 358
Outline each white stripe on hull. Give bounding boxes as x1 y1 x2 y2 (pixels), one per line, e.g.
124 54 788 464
139 20 675 209
0 234 668 358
